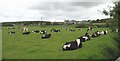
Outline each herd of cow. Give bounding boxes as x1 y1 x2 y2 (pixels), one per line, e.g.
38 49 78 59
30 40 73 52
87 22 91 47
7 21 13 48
62 29 108 51
7 27 108 51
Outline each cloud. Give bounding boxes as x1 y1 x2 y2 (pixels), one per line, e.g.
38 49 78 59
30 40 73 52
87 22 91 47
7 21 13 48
0 0 114 22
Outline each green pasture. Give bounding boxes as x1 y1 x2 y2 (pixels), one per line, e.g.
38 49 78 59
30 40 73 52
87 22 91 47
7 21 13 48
2 25 119 59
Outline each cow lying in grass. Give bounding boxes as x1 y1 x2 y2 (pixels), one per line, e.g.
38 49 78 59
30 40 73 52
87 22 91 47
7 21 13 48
62 39 82 51
8 31 15 34
32 30 39 33
51 28 60 33
91 31 101 37
22 31 30 35
40 30 47 34
87 27 93 32
78 33 91 42
41 33 51 39
92 30 108 37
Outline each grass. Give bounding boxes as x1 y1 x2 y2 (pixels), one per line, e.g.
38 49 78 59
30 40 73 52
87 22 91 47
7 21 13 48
2 25 119 59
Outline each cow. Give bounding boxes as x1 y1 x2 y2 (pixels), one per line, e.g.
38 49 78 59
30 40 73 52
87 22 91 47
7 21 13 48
22 27 28 32
87 27 93 32
41 33 51 39
22 31 30 35
104 30 108 35
32 30 40 33
100 31 105 35
40 30 47 34
8 31 15 34
78 33 90 42
84 33 91 40
91 31 101 37
51 28 60 33
62 39 82 51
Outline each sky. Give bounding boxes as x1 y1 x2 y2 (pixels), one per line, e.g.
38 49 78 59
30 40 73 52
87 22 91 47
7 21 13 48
0 0 116 22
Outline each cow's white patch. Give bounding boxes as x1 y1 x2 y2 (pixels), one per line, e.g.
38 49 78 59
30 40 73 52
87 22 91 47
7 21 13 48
83 36 88 40
76 39 80 46
105 30 108 33
100 31 104 35
63 44 71 49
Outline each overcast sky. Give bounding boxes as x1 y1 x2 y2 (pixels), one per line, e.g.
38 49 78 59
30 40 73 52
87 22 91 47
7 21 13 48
0 0 115 22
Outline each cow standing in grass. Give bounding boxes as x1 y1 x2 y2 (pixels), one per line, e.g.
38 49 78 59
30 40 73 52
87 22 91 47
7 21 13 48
62 39 82 51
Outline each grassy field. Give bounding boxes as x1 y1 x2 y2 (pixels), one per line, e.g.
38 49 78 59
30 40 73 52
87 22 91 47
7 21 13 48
2 25 119 59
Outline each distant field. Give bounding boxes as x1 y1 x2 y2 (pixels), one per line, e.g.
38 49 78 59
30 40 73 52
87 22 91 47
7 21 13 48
2 25 119 59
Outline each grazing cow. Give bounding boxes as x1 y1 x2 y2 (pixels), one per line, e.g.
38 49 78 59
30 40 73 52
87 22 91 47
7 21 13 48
62 39 82 51
40 30 47 34
87 27 93 32
32 30 40 33
8 31 15 34
51 28 60 33
22 32 30 35
41 33 51 39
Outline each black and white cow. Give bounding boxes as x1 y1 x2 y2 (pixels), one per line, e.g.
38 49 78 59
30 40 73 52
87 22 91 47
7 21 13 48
40 30 47 34
78 33 90 42
8 31 15 34
62 39 82 51
51 28 60 33
87 27 93 32
32 30 40 33
91 31 101 37
84 33 91 40
22 31 30 35
41 33 51 39
22 27 28 32
104 30 108 35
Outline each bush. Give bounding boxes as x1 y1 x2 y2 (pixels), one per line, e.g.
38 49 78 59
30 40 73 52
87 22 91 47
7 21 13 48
75 24 89 28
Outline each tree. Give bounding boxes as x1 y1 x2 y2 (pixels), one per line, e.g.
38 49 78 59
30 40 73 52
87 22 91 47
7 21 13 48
103 1 120 57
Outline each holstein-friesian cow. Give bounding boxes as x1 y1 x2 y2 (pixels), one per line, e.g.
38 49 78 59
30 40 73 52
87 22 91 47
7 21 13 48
32 30 40 33
40 30 47 34
22 27 28 32
22 31 30 35
62 39 82 51
8 31 15 34
51 28 60 33
99 30 108 35
91 31 101 37
87 27 93 32
78 33 90 42
41 33 51 39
